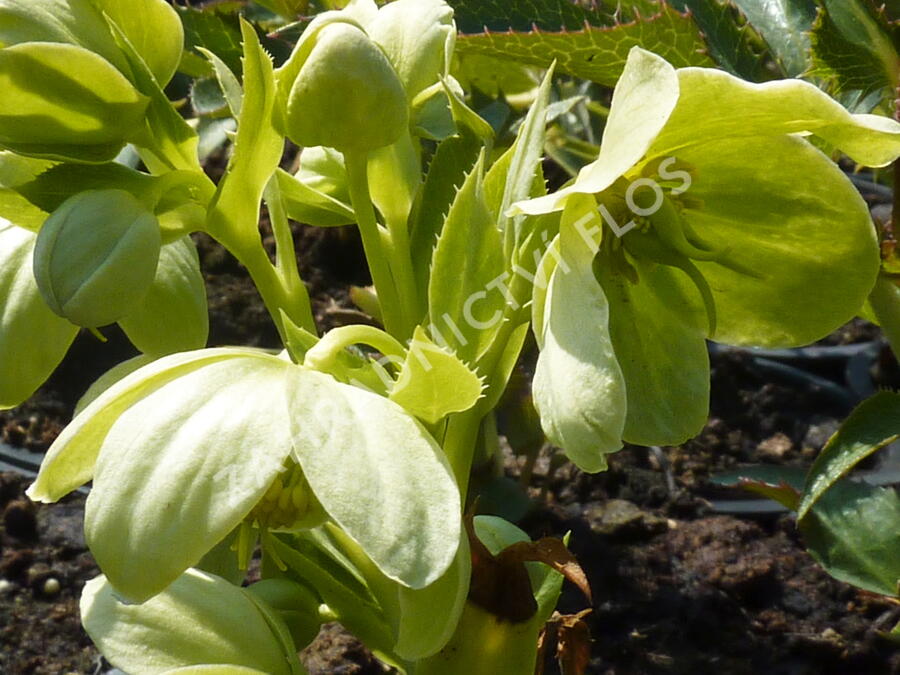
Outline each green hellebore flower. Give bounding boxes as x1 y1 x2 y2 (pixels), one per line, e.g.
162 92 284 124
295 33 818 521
512 47 900 470
27 348 461 603
33 189 161 328
0 41 149 162
82 569 306 675
283 22 408 153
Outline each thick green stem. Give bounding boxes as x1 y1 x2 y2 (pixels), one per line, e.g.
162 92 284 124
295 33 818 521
227 238 316 340
344 151 407 338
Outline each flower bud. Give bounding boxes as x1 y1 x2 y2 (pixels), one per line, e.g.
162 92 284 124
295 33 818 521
33 189 161 328
0 42 149 162
284 23 408 153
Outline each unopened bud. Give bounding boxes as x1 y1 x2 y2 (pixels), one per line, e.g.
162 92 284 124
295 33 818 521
33 190 161 328
284 23 408 153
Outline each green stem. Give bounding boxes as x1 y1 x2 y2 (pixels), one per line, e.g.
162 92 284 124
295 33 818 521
264 177 313 326
303 324 406 372
384 213 421 338
344 151 407 337
417 602 542 675
870 274 900 355
227 238 316 340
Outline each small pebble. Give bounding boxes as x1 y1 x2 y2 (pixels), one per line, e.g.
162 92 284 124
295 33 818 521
42 577 61 596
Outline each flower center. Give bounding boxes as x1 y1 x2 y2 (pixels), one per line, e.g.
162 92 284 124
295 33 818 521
234 461 327 571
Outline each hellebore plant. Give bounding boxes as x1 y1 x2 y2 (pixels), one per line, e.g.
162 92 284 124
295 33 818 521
0 0 898 672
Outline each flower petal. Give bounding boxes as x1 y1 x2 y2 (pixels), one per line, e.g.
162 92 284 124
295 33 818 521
532 197 627 471
81 570 297 675
597 255 710 446
676 134 879 347
286 369 461 589
512 47 679 215
649 66 900 165
27 348 259 502
0 221 77 409
84 352 294 602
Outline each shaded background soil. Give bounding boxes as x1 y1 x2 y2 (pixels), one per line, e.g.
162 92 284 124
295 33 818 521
3 196 900 673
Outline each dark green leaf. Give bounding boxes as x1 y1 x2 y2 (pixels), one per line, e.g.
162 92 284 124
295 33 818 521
730 0 817 76
799 479 900 597
450 0 714 86
671 0 765 79
810 0 900 100
711 465 806 510
799 391 900 520
176 5 245 78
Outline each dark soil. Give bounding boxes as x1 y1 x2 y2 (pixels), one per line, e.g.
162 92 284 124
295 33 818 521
3 216 900 674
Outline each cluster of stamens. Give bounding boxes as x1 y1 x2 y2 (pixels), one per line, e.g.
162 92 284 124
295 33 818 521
235 461 324 571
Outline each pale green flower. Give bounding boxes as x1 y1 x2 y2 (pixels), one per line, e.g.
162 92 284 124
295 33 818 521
513 47 900 470
28 348 461 603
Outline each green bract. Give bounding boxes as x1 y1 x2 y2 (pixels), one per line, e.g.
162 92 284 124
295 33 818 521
0 41 149 161
28 348 461 603
33 189 161 328
513 47 900 466
283 22 407 152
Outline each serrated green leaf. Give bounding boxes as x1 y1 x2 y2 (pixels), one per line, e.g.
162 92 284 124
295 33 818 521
191 77 230 117
428 153 506 363
207 20 283 251
496 65 554 255
810 0 900 99
389 326 483 424
198 47 244 117
731 0 817 76
176 5 245 78
799 479 900 597
670 0 765 79
409 130 481 316
451 0 714 86
798 391 900 520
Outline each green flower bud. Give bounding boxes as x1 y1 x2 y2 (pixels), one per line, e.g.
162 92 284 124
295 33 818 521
33 189 161 328
0 42 149 162
284 23 408 153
